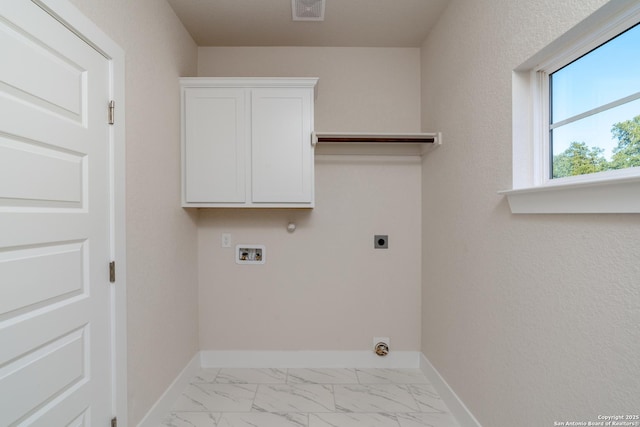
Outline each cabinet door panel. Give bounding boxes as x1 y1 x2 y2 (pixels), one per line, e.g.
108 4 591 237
184 88 246 203
251 88 313 203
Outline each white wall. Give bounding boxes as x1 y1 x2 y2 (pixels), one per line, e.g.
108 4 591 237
67 1 199 424
197 47 423 352
420 1 640 426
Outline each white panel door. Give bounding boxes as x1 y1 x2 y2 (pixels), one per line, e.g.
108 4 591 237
184 87 246 203
0 2 113 426
251 88 313 203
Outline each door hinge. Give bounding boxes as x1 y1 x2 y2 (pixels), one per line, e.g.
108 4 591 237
109 261 116 283
108 100 115 125
111 417 117 427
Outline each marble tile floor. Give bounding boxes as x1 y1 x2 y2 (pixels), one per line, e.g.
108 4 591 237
159 368 461 427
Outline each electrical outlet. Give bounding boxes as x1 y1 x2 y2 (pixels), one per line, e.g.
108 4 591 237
221 233 231 248
374 235 388 249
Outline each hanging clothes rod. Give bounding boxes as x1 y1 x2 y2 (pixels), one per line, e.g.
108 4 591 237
312 132 440 145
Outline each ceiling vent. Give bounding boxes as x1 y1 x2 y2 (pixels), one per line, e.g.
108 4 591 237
292 0 325 21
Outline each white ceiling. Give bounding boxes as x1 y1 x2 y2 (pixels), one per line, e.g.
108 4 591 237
166 0 451 47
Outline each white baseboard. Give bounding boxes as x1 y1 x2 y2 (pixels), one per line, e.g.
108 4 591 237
200 350 422 368
419 353 483 427
136 352 201 427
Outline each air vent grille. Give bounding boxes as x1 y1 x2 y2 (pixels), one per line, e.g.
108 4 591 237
292 0 325 21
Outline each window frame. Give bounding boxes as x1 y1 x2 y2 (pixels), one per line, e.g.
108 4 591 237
502 1 640 214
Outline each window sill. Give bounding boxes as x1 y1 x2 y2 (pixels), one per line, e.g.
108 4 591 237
499 175 640 214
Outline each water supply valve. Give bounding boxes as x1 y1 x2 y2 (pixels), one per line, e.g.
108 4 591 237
374 341 389 357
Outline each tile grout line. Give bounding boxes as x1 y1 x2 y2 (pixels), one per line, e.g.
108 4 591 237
249 382 260 413
407 383 424 414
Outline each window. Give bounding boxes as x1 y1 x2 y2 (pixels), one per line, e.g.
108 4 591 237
549 22 640 179
503 2 640 214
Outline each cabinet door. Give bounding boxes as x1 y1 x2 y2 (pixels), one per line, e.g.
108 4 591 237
251 88 313 203
184 88 246 203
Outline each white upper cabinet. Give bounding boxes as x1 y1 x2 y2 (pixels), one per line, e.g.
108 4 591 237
181 78 317 208
184 87 246 203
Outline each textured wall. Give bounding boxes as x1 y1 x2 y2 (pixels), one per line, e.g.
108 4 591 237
198 47 422 133
420 1 640 426
66 1 199 424
197 47 423 352
198 157 422 351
